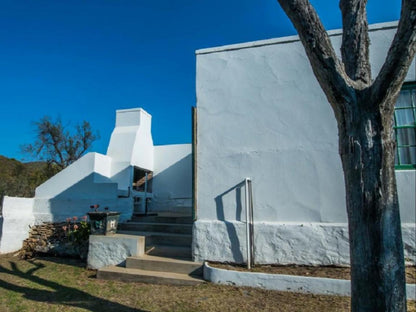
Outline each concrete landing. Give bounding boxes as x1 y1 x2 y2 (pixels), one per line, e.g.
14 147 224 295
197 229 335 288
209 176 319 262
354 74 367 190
97 265 204 285
126 255 203 275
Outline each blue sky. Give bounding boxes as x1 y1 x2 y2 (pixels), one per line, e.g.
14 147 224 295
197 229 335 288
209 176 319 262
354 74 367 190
0 0 401 161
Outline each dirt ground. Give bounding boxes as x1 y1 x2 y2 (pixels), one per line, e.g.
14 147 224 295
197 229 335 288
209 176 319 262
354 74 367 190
0 254 414 312
209 262 416 284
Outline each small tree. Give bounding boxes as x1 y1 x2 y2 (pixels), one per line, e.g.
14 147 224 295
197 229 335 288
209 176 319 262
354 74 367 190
276 0 416 311
22 116 99 171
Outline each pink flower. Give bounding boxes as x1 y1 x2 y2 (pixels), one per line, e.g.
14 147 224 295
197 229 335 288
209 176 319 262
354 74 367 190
72 216 78 221
73 224 79 230
82 216 88 221
62 226 67 231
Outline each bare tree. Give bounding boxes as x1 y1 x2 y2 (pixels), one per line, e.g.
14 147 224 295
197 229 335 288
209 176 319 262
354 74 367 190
22 116 99 171
276 0 416 311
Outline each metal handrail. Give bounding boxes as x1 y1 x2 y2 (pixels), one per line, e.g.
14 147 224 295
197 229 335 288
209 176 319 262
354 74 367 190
245 178 254 269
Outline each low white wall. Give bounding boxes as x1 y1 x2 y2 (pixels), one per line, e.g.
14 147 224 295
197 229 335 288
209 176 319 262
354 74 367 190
193 221 416 265
0 196 34 253
0 193 134 254
204 263 416 299
87 234 145 269
151 144 192 214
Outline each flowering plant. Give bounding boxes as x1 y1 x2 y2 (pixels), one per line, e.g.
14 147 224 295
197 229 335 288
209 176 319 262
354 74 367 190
62 216 90 244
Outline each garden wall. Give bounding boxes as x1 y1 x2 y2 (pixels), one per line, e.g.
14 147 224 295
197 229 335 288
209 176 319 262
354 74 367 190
0 197 34 253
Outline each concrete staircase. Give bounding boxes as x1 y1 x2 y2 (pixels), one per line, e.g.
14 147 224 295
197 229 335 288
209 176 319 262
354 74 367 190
96 213 204 285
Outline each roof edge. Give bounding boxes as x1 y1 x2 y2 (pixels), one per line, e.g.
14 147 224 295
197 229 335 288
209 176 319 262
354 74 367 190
195 21 399 55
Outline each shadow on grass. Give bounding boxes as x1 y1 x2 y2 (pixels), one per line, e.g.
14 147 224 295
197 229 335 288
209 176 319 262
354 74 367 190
0 260 147 312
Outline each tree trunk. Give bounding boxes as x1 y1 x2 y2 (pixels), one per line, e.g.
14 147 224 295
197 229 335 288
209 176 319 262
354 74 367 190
275 1 416 310
338 95 407 311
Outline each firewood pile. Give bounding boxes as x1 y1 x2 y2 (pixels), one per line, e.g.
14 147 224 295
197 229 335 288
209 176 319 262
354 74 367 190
19 222 68 259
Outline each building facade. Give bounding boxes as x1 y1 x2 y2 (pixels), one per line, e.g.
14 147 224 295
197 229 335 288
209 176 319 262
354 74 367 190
193 21 416 265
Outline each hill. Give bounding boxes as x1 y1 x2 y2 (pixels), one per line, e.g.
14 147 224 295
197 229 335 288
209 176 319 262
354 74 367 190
0 156 52 210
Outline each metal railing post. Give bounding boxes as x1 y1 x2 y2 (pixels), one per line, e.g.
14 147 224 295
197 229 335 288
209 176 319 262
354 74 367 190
245 177 254 269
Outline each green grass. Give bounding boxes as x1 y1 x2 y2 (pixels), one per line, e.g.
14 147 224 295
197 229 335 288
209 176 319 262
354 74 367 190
0 254 414 312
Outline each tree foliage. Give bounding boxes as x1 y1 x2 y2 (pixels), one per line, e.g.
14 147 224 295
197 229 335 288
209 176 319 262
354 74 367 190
22 116 99 171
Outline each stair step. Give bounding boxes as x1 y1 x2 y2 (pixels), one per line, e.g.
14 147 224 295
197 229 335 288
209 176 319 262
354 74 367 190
117 231 192 247
126 255 203 276
97 265 204 285
119 222 193 234
146 245 192 259
130 215 193 224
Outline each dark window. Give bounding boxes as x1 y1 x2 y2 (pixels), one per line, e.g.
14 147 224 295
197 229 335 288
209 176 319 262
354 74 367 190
394 83 416 169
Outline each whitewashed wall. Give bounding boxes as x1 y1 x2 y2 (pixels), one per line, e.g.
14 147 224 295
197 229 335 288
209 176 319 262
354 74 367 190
194 22 416 265
32 152 130 223
151 144 192 214
0 197 34 253
35 153 114 198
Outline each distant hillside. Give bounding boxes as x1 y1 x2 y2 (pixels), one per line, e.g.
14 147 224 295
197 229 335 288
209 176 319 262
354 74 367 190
0 156 54 209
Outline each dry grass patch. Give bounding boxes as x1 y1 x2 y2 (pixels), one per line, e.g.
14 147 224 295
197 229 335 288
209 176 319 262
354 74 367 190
0 254 414 312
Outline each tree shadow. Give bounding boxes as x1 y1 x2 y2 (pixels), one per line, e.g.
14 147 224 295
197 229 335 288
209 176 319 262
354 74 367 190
0 259 147 312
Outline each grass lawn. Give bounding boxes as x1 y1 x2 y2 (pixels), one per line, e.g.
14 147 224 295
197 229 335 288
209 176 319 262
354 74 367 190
0 253 414 312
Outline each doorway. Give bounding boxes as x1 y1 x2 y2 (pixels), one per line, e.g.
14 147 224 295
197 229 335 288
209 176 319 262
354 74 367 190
132 167 153 215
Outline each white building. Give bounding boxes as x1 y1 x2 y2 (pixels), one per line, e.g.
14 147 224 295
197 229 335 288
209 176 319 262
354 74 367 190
192 21 416 265
0 108 192 253
1 21 414 266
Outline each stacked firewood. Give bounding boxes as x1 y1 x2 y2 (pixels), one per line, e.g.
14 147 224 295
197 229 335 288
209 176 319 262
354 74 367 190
19 222 67 259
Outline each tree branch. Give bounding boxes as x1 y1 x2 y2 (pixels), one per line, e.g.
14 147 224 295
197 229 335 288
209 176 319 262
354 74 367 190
340 0 371 84
372 0 416 108
276 0 354 120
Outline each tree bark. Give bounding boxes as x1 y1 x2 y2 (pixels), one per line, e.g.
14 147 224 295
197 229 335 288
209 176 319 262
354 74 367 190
338 92 406 311
340 0 371 84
